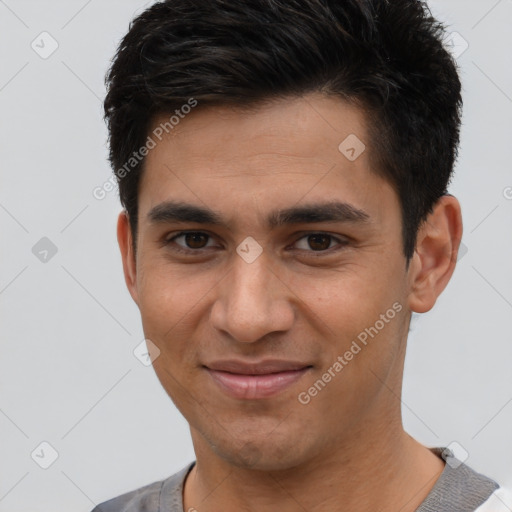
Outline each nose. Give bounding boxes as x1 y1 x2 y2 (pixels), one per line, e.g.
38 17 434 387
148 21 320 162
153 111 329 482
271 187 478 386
210 248 295 343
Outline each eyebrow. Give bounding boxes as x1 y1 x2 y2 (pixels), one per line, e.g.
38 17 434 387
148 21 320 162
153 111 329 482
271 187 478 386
147 200 371 228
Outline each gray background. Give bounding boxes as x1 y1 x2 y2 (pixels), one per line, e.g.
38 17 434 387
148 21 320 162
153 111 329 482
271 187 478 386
1 1 511 510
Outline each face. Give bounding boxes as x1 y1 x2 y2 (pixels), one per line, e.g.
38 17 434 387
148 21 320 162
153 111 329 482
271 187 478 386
119 93 418 471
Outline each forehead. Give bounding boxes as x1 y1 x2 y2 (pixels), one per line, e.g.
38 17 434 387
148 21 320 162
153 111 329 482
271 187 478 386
138 93 398 230
147 93 369 165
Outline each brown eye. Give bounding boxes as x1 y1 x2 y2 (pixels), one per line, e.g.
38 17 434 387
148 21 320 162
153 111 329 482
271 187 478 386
183 232 209 249
165 231 216 253
307 234 332 251
293 233 348 256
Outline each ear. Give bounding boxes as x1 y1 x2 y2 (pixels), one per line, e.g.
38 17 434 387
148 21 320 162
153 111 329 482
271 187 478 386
117 210 140 306
407 195 463 313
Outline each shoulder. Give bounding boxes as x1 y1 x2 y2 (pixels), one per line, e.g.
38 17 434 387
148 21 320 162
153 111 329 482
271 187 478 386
475 485 512 512
90 462 195 512
90 479 163 512
417 447 499 512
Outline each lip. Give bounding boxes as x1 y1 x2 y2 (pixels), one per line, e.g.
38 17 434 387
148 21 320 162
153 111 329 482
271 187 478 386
204 359 312 400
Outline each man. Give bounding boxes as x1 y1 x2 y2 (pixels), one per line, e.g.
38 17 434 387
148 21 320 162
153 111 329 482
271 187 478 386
93 0 507 510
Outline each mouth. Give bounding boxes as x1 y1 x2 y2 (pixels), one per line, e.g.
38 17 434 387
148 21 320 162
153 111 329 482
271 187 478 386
203 360 313 400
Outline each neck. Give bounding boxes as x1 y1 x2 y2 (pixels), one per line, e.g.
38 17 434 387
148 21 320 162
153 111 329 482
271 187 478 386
183 417 444 512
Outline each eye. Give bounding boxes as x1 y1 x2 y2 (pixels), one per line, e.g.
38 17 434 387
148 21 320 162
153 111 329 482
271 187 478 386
292 233 348 254
164 231 217 253
163 231 348 256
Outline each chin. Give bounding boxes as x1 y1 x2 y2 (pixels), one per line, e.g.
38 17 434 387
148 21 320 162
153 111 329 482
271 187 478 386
213 437 310 472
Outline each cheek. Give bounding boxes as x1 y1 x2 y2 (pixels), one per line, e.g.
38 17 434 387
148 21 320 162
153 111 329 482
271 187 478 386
136 263 218 361
294 267 390 330
296 266 406 372
138 259 208 320
298 289 406 425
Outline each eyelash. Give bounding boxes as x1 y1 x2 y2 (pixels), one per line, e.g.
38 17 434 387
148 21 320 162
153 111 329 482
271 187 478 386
163 231 349 257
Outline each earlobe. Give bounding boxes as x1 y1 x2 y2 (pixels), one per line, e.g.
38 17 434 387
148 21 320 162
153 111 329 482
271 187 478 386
407 195 463 314
117 210 139 305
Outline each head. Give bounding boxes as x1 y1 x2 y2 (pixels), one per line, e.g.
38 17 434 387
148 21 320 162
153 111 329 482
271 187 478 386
106 0 463 470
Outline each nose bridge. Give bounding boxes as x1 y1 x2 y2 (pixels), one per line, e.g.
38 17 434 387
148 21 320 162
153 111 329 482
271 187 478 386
211 249 293 343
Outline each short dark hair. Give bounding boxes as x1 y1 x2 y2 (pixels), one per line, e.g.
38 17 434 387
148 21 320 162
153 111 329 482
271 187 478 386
104 0 462 263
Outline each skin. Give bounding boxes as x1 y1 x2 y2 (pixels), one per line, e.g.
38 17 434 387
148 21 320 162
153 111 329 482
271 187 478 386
118 93 463 512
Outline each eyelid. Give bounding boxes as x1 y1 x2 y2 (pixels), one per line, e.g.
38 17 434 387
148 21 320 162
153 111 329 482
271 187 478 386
164 230 349 255
290 232 348 252
164 230 219 252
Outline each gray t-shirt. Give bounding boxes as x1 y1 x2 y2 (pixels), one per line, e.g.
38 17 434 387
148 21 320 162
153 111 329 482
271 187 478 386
91 447 499 512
